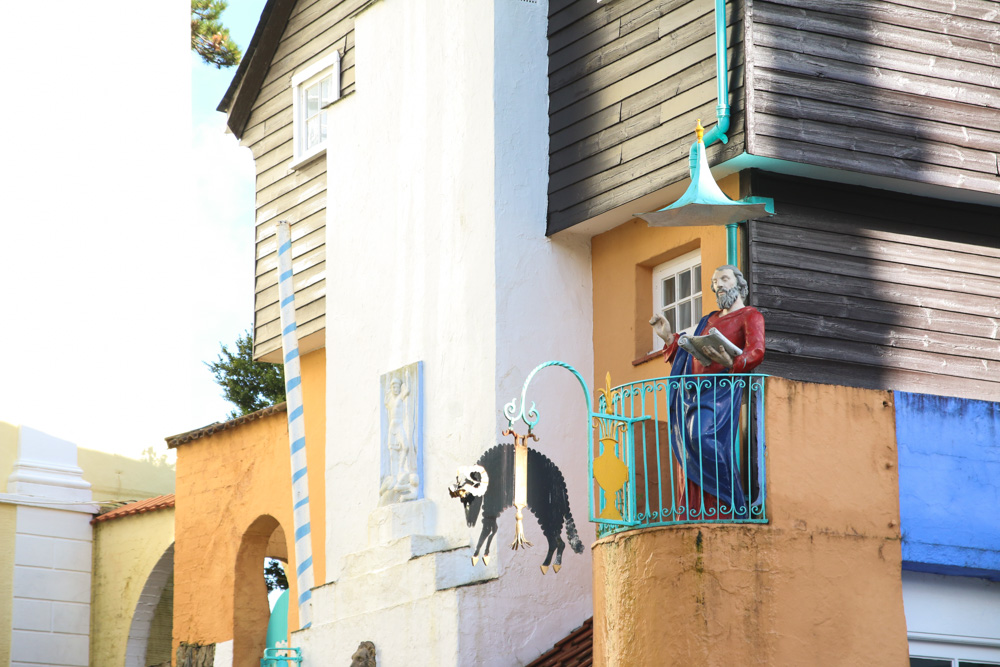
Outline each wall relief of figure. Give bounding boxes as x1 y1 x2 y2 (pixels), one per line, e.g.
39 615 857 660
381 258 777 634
379 362 423 505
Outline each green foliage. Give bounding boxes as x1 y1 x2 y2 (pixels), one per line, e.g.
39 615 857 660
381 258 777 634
191 0 242 68
207 330 286 420
264 558 289 592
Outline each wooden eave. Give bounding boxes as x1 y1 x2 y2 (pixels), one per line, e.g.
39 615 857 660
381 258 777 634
217 0 297 139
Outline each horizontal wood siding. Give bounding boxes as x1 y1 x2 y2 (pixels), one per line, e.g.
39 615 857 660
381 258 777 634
747 172 1000 402
548 0 747 234
242 0 366 360
747 0 1000 196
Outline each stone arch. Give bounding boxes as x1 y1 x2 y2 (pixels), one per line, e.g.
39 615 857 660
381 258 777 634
233 515 289 667
124 543 174 667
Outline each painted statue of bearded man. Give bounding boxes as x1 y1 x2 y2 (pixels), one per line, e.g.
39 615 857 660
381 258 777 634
649 264 765 520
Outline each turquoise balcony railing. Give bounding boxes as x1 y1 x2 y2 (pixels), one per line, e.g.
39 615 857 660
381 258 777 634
591 374 767 537
261 647 302 667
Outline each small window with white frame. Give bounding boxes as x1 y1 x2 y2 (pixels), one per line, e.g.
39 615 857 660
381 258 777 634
652 250 702 351
291 51 341 168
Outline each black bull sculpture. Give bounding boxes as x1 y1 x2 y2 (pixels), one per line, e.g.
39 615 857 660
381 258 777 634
448 443 583 573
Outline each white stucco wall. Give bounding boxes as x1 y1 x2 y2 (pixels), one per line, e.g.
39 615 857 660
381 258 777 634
314 0 593 664
323 0 497 570
5 427 97 667
460 0 595 664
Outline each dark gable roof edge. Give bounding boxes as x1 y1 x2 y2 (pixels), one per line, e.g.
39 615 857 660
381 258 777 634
217 0 296 139
165 402 288 448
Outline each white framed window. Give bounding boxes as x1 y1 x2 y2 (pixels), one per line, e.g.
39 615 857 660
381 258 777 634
652 250 702 351
291 51 341 168
904 571 1000 667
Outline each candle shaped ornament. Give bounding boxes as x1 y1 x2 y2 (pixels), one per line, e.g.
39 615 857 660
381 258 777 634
503 427 538 550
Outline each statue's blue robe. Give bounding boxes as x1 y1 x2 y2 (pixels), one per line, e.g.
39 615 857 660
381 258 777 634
667 313 748 517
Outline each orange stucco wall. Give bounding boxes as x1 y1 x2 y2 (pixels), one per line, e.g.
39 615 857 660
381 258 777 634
591 378 909 666
173 348 326 664
591 174 737 376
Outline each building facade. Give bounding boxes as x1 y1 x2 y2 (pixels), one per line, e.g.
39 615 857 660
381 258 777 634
212 0 999 664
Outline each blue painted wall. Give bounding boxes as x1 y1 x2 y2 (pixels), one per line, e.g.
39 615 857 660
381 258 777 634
895 392 1000 580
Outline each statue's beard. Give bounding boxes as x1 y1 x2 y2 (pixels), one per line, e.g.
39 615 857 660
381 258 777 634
715 285 742 310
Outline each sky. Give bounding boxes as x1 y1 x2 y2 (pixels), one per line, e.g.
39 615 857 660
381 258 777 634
1 0 268 460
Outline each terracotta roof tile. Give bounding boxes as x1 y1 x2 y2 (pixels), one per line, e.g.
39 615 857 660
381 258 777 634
91 494 175 525
165 402 287 448
527 617 593 667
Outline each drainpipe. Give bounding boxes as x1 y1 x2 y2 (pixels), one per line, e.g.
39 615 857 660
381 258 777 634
700 0 737 266
276 220 315 630
700 0 731 150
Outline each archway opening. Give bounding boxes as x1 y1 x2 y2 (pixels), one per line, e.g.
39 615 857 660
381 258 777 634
124 543 174 667
233 515 289 667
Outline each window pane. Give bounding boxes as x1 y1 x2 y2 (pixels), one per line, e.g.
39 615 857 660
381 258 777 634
679 270 692 299
320 76 332 105
959 662 1000 666
694 296 702 320
664 306 676 334
320 110 327 144
679 301 691 330
307 116 321 149
306 85 320 116
910 659 951 667
693 264 701 293
663 277 675 307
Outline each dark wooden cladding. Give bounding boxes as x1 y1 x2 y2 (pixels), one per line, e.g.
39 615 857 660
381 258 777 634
748 0 1000 197
547 0 746 234
747 172 1000 403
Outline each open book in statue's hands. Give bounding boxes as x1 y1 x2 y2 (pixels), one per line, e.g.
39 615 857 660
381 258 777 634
678 328 743 368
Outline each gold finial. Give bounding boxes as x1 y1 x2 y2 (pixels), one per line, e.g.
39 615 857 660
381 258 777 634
695 119 705 142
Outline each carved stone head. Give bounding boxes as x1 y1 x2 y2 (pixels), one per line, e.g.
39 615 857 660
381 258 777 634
350 641 376 667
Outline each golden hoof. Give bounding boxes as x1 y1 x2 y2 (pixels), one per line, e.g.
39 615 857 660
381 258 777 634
482 554 491 566
471 555 479 566
553 564 561 573
540 565 548 574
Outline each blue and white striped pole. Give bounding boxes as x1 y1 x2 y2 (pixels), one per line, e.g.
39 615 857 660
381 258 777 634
276 220 314 629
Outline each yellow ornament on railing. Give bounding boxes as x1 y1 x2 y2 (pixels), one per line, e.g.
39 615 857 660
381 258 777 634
592 373 629 521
